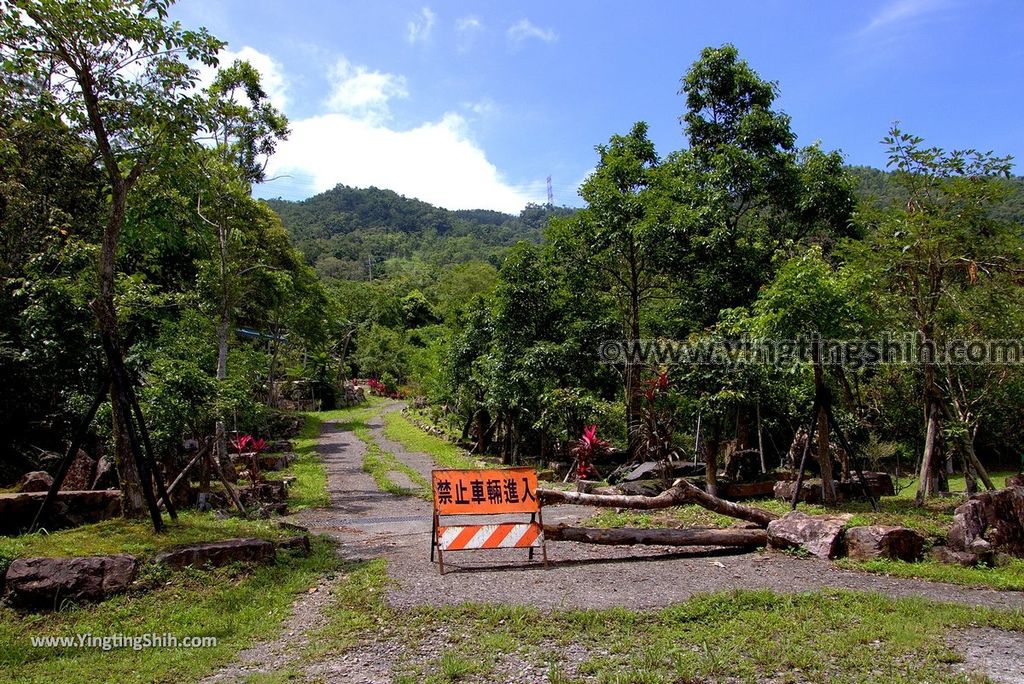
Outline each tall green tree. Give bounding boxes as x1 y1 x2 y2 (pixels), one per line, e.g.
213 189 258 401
551 122 674 457
1 0 222 516
850 127 1018 503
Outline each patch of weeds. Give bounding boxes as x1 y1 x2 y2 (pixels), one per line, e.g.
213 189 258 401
838 556 1024 591
0 511 289 561
382 411 479 470
303 558 391 659
388 589 1024 683
0 537 343 684
356 428 430 499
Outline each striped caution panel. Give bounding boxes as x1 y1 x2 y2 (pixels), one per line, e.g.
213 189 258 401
437 522 543 551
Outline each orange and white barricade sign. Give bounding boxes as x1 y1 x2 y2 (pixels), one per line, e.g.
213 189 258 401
430 467 548 574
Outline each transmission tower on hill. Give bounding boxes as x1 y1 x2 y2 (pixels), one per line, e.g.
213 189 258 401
546 175 554 206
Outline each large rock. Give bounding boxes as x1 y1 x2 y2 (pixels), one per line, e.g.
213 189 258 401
276 535 312 557
845 525 924 561
840 471 896 499
720 479 777 500
949 486 1024 557
774 479 823 504
767 511 851 559
60 450 97 491
0 490 121 536
1007 474 1024 488
154 538 276 570
3 554 137 609
930 545 980 567
16 471 54 493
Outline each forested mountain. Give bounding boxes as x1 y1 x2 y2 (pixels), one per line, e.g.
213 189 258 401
268 170 1024 283
265 186 574 280
849 165 1024 224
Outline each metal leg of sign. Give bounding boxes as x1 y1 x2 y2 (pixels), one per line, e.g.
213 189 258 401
438 546 445 576
528 512 536 561
430 513 437 563
538 506 549 570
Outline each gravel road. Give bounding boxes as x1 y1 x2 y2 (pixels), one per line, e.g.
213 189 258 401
201 402 1024 683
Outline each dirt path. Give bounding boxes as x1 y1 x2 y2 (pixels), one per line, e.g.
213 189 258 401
203 402 1024 683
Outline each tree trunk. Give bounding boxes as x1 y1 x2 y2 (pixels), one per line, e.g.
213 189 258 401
915 400 940 504
756 400 766 474
266 323 281 408
110 378 145 517
93 183 147 518
735 406 752 450
705 420 720 498
812 358 837 506
215 308 236 482
624 291 643 461
538 478 778 528
543 525 767 548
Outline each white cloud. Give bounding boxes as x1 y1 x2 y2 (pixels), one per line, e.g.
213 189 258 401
861 0 952 34
456 16 482 33
324 57 408 124
199 46 290 112
407 7 436 44
507 19 557 46
264 112 539 213
455 15 483 52
463 98 498 117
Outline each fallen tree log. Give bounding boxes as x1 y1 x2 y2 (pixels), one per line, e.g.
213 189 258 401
543 524 767 548
538 478 778 528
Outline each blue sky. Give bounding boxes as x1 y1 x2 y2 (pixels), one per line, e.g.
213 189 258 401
172 0 1024 213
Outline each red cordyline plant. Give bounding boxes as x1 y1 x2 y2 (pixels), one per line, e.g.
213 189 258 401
571 424 611 481
231 434 267 485
632 369 678 467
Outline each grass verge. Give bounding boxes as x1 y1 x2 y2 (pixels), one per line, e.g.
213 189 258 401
382 411 478 470
0 537 342 684
0 512 291 564
838 557 1024 592
289 558 1024 684
282 399 384 511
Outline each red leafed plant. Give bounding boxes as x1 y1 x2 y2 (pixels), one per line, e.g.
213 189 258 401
571 424 611 481
231 434 267 485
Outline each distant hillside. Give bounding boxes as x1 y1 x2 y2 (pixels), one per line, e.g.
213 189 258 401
265 185 574 280
267 173 1024 281
848 165 1024 225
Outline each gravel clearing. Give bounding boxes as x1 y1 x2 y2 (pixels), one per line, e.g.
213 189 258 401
201 402 1024 683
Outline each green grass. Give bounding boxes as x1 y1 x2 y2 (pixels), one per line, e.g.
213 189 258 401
286 558 1024 684
839 556 1024 591
357 430 430 500
0 512 290 565
303 557 391 658
585 495 958 541
894 470 1020 499
0 537 343 684
382 411 479 470
282 400 384 511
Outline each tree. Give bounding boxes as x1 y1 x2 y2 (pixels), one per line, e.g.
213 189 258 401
668 44 856 492
1 0 222 520
551 122 674 457
750 247 872 504
851 126 1017 503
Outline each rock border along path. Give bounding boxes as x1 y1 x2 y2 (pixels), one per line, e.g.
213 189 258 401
202 401 1024 683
